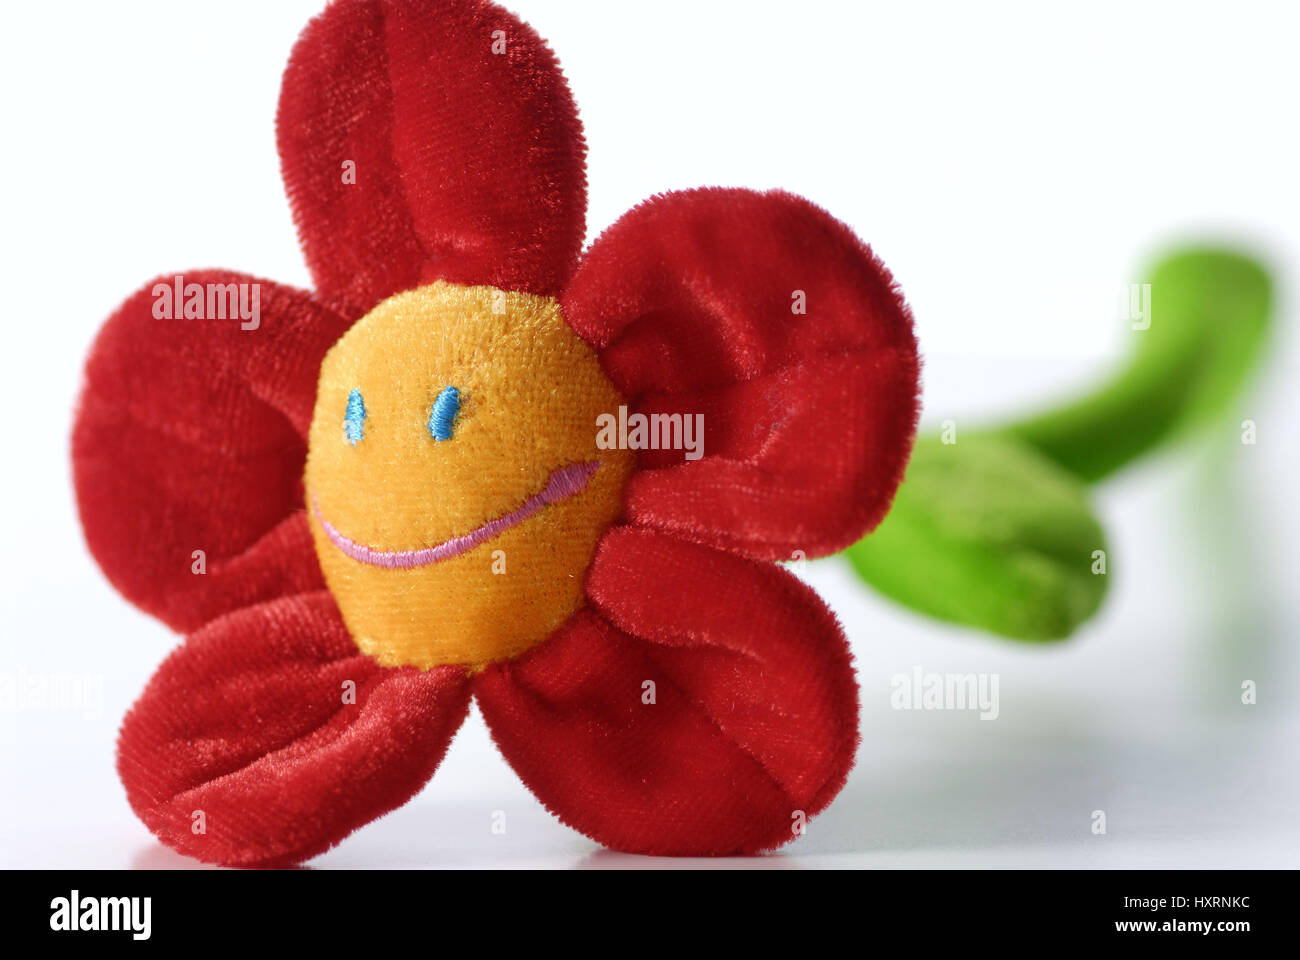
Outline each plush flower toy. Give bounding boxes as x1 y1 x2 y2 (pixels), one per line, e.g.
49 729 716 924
72 0 919 866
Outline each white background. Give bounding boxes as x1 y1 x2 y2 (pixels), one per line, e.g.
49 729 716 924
1 0 1297 868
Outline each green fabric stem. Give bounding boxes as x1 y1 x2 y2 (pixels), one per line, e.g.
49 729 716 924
1002 249 1272 483
844 246 1274 641
844 434 1108 642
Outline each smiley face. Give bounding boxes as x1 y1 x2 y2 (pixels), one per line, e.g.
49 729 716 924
304 282 634 670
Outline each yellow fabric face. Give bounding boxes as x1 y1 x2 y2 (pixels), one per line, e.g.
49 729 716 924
304 282 634 670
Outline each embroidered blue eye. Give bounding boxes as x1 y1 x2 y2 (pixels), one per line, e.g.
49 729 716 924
344 388 366 445
428 386 461 442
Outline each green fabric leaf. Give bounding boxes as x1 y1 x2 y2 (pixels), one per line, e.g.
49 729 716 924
1002 248 1273 482
844 434 1108 641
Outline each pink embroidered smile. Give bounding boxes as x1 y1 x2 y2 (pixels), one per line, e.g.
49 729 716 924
312 461 600 570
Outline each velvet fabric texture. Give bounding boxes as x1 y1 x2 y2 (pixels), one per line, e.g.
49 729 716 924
478 528 860 855
278 0 587 314
303 282 636 669
118 592 471 866
563 188 920 560
73 0 920 866
73 273 349 633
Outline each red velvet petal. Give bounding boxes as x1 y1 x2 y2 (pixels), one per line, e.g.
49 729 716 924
72 271 354 633
118 591 471 867
475 527 859 855
562 188 920 560
277 0 588 314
